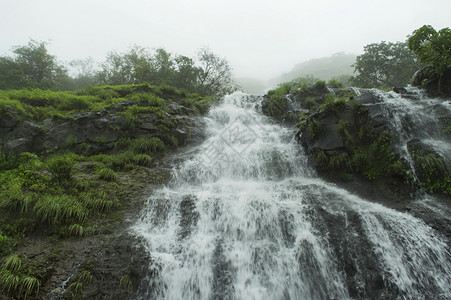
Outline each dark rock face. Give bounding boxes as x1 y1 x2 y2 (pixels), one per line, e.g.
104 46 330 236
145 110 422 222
301 112 344 155
0 102 203 155
261 83 331 121
300 91 387 157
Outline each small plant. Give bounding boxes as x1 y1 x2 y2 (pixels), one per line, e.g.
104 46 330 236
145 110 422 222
69 270 93 298
133 154 153 167
319 94 347 113
119 274 132 292
46 154 76 181
0 231 13 256
327 79 344 88
3 254 22 273
63 135 78 149
306 118 322 138
313 148 328 168
21 275 41 299
96 167 118 181
131 137 165 154
34 194 88 225
0 255 40 299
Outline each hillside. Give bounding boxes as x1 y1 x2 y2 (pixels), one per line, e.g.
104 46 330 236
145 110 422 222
268 52 357 87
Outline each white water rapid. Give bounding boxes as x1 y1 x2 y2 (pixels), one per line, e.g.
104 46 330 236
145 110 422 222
133 91 451 300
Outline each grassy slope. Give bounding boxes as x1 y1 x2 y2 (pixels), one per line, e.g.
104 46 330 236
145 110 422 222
0 84 217 299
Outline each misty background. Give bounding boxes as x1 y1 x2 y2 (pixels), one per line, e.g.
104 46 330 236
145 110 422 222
1 0 450 92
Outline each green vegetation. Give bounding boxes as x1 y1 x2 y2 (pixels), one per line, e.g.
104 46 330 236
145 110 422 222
68 270 93 298
408 141 451 195
119 274 133 292
264 77 331 120
0 254 41 299
309 110 407 181
268 53 357 87
352 41 420 88
408 25 451 95
0 39 236 97
0 82 219 298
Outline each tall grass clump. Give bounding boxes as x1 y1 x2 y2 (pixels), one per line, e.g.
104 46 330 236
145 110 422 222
34 194 88 225
0 254 40 299
131 137 165 154
46 153 77 181
96 167 118 181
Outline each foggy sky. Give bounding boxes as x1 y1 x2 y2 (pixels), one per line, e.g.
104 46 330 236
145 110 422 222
1 0 450 81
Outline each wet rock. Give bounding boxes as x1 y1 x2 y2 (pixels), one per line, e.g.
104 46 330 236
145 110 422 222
2 100 206 155
178 195 199 240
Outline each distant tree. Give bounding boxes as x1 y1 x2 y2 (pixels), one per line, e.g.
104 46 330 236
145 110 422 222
67 57 97 90
196 47 236 96
408 25 451 94
12 39 69 89
98 46 235 96
173 55 200 92
330 74 353 87
0 57 27 89
352 41 420 88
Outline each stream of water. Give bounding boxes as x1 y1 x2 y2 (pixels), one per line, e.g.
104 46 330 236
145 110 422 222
133 91 451 300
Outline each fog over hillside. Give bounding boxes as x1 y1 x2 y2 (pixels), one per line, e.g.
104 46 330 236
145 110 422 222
237 53 357 94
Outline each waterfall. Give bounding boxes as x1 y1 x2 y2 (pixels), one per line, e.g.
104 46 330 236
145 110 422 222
133 91 451 300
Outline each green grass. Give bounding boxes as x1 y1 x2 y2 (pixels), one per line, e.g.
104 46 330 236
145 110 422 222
119 274 132 292
46 153 77 181
412 151 451 194
96 167 118 181
319 94 347 113
130 137 165 154
0 254 40 299
0 83 215 125
35 194 88 225
0 82 219 298
68 270 93 298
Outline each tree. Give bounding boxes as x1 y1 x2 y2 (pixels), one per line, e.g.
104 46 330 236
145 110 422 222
408 25 451 95
0 57 27 89
196 48 236 96
173 55 200 92
12 40 68 89
97 46 236 96
352 41 420 88
67 57 97 90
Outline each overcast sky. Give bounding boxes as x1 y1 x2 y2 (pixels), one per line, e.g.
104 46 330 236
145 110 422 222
1 0 450 81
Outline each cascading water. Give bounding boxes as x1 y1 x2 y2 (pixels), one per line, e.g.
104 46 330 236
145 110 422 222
372 87 451 172
133 91 451 300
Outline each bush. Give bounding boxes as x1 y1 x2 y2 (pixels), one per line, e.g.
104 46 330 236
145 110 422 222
46 154 76 181
96 167 118 181
34 194 88 225
131 137 165 154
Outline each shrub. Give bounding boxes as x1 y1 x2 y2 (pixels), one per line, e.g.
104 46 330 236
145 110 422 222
0 231 13 256
133 154 153 167
131 137 165 154
34 194 88 225
46 154 76 181
96 167 118 181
